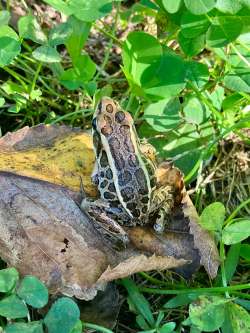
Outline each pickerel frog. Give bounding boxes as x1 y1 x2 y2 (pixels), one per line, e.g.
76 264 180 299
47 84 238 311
81 98 184 247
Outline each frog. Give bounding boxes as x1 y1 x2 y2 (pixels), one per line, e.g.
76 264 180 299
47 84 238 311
81 97 184 247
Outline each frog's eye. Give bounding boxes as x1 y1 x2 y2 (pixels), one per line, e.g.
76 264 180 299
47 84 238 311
92 117 97 130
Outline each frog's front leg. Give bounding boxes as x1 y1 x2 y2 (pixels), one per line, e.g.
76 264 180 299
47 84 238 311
81 198 129 247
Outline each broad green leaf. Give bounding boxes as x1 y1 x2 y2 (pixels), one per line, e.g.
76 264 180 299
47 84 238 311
181 11 210 38
0 37 21 67
0 267 19 292
185 61 209 89
184 0 216 15
189 295 227 331
222 219 250 244
5 321 43 333
0 25 19 40
144 97 181 132
122 278 154 327
73 54 96 81
49 22 73 46
162 0 182 13
32 45 61 63
224 73 250 93
216 0 242 14
158 322 176 333
240 243 250 260
0 10 10 26
208 86 224 110
68 0 113 22
44 297 80 333
223 302 250 332
142 51 186 99
0 97 5 107
18 15 47 44
0 295 28 319
60 68 82 90
17 275 48 308
200 202 225 232
183 96 210 124
206 16 243 47
178 32 205 56
122 31 162 87
66 16 91 62
164 294 198 308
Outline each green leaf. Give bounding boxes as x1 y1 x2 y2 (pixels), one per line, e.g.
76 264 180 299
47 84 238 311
224 243 241 283
178 32 205 56
0 97 5 107
185 61 209 89
18 15 47 44
44 297 80 333
142 51 186 99
208 86 224 110
122 31 162 86
70 320 82 333
216 0 242 14
184 0 216 14
234 299 250 311
0 267 19 292
121 278 155 327
144 97 181 132
206 16 243 47
200 202 225 232
181 11 210 38
0 295 28 319
183 96 210 125
5 321 43 333
162 0 182 13
65 16 91 62
17 275 48 309
223 302 250 332
60 68 82 90
73 54 96 81
164 294 198 308
189 295 226 331
240 243 250 260
222 219 250 244
68 0 113 22
0 10 10 26
136 314 151 330
158 322 176 333
0 37 21 67
32 45 61 63
0 25 19 40
49 22 73 46
224 73 250 93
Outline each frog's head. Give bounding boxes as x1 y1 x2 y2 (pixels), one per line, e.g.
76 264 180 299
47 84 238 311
92 97 134 138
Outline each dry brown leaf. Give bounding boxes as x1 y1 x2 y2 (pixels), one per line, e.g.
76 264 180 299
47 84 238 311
0 124 220 300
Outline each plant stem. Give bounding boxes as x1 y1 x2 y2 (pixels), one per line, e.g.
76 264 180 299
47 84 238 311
140 283 250 295
84 322 114 333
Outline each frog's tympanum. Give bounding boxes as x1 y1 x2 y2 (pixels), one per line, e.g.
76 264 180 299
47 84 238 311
81 98 184 247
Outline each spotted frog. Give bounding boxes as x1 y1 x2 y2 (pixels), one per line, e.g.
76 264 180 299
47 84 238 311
81 98 184 246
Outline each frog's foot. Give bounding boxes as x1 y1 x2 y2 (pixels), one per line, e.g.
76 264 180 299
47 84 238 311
81 198 129 248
